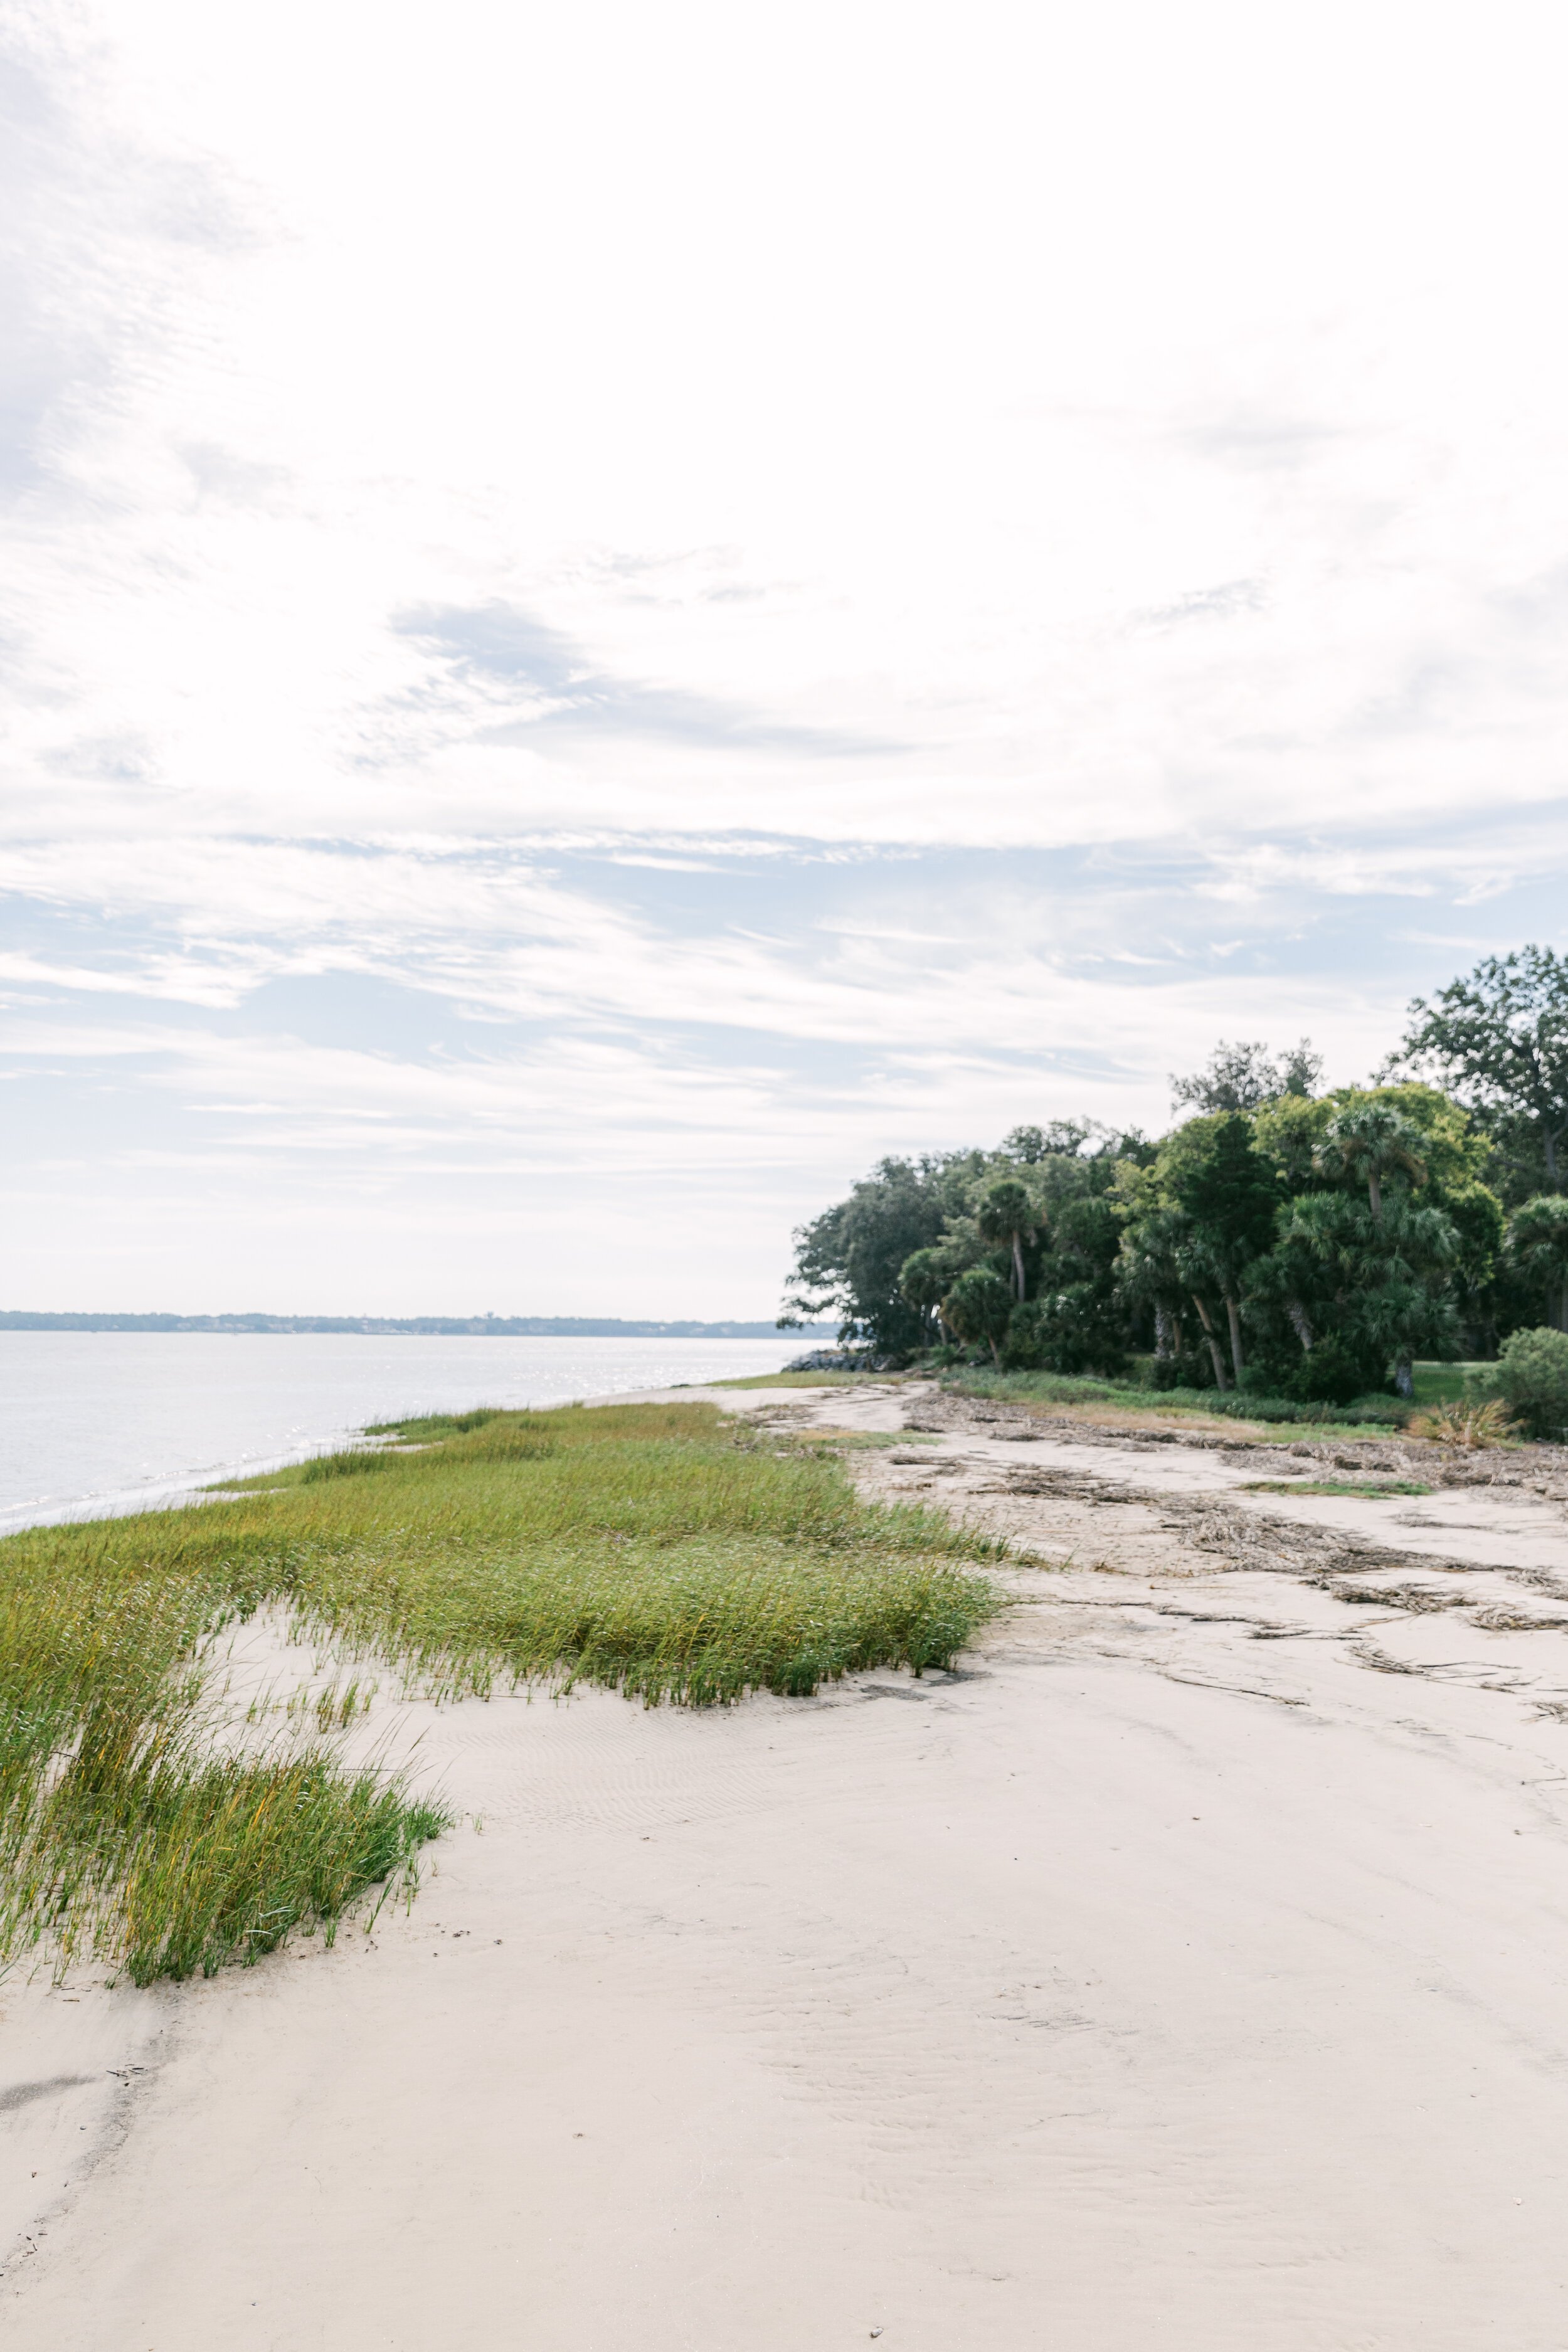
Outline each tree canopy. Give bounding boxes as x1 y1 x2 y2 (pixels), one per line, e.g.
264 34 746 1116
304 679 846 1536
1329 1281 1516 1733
1397 946 1568 1194
782 953 1568 1397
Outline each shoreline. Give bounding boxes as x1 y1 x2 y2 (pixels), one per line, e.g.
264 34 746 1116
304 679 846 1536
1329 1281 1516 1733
7 1380 1568 2344
0 1337 813 1538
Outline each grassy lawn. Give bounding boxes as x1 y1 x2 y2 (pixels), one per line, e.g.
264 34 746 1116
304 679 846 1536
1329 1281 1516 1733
0 1402 999 1984
1410 1361 1486 1404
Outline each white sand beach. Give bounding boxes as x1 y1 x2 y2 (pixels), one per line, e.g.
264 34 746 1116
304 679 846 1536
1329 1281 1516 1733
8 1382 1568 2348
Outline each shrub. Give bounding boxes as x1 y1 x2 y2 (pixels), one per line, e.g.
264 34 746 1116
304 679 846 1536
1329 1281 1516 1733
1277 1333 1386 1408
943 1267 1015 1364
1150 1345 1217 1391
1472 1327 1568 1441
1409 1399 1519 1449
1002 1293 1129 1379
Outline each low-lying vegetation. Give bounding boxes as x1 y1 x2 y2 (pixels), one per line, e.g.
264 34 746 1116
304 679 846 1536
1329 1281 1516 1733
0 1402 999 1985
1407 1399 1520 1449
1239 1478 1433 1499
939 1364 1412 1437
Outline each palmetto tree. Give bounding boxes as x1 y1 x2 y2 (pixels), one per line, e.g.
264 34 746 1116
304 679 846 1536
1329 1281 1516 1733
898 1246 955 1345
1507 1195 1568 1333
1316 1104 1428 1224
941 1266 1015 1365
977 1179 1037 1303
1279 1188 1459 1396
1163 1115 1280 1384
1115 1204 1192 1367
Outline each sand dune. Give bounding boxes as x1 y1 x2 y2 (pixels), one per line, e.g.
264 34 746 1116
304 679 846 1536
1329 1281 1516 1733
7 1383 1568 2348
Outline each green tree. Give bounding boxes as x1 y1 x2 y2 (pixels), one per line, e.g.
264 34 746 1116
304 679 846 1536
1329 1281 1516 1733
1162 1113 1281 1383
1508 1197 1568 1333
1171 1037 1322 1114
1005 1195 1131 1378
976 1179 1037 1303
942 1266 1015 1366
1397 946 1568 1194
1251 1082 1505 1373
782 1153 978 1355
1315 1101 1428 1223
1276 1189 1459 1396
897 1246 955 1345
1114 1190 1195 1370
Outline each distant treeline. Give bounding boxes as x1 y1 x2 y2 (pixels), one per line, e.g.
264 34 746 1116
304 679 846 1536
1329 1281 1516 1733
0 1314 830 1339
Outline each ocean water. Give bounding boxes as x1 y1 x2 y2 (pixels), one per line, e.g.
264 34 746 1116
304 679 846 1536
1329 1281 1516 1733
0 1331 813 1535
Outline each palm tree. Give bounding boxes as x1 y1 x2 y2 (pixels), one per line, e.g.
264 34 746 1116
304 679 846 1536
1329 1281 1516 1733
1115 1205 1191 1367
1281 1187 1458 1396
977 1179 1037 1304
1316 1103 1428 1224
942 1266 1015 1365
1507 1196 1568 1333
898 1247 955 1345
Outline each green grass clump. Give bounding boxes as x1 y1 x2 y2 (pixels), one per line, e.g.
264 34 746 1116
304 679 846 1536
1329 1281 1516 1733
0 1402 998 1981
298 1448 401 1481
364 1407 504 1439
712 1370 887 1389
1239 1479 1432 1498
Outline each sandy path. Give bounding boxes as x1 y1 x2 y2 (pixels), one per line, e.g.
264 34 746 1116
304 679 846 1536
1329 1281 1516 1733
8 1382 1568 2348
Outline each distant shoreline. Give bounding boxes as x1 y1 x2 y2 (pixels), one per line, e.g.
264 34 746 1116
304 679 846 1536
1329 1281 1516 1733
0 1313 833 1338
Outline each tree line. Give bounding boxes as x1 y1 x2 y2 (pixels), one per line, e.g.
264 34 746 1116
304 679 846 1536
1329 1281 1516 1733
781 947 1568 1406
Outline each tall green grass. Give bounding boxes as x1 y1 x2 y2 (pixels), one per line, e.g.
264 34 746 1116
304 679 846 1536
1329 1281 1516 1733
0 1402 999 1982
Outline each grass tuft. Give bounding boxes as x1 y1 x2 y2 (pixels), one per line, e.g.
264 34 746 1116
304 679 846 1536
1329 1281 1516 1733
1408 1399 1520 1449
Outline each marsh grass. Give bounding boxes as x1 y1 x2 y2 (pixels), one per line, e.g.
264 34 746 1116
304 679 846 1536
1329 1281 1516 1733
0 1401 999 1981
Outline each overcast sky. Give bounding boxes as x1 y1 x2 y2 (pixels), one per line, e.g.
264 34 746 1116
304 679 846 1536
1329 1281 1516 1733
4 0 1566 1314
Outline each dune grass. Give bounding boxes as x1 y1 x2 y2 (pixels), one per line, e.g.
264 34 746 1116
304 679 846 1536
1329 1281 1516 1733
0 1402 999 1983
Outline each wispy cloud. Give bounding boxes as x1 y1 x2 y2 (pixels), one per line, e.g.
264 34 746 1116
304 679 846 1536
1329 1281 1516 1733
393 601 898 758
5 0 1568 1308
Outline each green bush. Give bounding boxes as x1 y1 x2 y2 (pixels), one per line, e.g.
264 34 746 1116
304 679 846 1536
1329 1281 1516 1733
1278 1333 1385 1407
1473 1327 1568 1441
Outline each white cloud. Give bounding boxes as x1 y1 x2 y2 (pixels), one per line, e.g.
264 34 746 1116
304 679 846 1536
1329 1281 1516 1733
4 0 1568 1307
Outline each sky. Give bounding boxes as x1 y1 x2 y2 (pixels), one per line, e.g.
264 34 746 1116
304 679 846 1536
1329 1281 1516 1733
4 0 1568 1315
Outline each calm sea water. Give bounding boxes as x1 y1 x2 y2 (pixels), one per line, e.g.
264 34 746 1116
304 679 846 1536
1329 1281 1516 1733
0 1332 813 1534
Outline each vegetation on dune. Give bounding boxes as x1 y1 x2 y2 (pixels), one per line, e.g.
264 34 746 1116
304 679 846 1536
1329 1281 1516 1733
778 946 1568 1431
0 1402 999 1983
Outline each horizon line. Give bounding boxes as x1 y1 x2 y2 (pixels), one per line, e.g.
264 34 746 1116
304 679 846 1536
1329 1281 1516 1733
0 1312 837 1337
